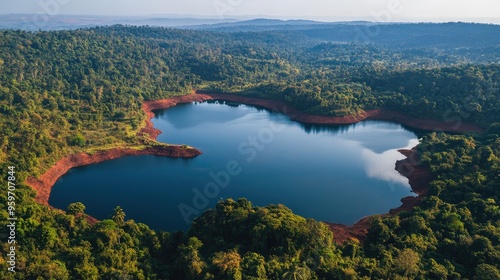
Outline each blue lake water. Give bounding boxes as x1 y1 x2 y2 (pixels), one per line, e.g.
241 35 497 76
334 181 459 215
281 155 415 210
49 101 419 232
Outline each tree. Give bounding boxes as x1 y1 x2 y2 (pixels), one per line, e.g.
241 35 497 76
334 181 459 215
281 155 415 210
112 206 126 227
70 133 86 147
474 264 500 280
241 252 266 279
177 237 206 279
67 202 86 215
36 224 58 249
282 263 314 280
426 259 448 279
212 250 243 280
393 248 420 278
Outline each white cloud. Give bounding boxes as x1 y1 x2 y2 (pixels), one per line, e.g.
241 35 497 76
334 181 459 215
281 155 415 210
361 138 420 188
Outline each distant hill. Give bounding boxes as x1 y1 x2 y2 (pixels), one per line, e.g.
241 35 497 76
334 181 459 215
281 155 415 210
201 18 321 27
188 18 372 31
0 14 239 31
193 21 500 50
1 15 499 51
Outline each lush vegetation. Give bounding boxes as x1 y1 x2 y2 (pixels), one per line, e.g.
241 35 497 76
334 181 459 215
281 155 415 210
0 23 499 279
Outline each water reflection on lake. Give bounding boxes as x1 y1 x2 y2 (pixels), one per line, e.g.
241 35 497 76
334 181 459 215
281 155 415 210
50 101 419 232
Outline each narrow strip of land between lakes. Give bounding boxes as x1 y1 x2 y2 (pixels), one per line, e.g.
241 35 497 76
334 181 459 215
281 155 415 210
27 91 478 243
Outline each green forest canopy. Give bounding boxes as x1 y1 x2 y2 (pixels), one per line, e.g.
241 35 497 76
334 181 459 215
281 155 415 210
0 24 499 279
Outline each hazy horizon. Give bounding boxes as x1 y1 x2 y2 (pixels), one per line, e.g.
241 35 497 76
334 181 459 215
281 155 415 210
1 0 499 24
2 13 500 25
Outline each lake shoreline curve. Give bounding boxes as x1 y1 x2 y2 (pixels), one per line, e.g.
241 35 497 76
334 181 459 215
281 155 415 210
196 90 483 133
26 146 202 205
326 148 432 244
189 91 468 243
27 92 448 241
26 93 211 206
144 92 438 243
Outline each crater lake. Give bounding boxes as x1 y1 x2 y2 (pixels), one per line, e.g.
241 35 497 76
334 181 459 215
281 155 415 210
49 101 419 231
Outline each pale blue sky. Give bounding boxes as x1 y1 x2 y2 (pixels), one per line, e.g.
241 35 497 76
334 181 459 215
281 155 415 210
1 0 499 23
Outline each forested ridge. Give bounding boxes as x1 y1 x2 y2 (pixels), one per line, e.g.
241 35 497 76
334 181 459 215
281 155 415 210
0 24 499 279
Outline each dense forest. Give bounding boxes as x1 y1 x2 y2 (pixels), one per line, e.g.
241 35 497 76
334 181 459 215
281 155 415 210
0 23 499 279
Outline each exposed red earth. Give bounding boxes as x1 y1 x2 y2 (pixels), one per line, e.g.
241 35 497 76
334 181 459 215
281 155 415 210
26 146 201 206
326 148 432 244
193 91 475 243
25 92 470 241
139 93 213 140
197 91 483 133
26 93 211 207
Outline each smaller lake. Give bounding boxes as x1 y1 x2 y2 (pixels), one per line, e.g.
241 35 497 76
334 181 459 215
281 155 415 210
50 101 419 232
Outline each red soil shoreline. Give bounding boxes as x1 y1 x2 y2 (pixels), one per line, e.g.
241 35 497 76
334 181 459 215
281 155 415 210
139 93 214 140
197 91 483 133
26 93 211 207
26 146 201 205
25 92 463 240
326 148 432 244
145 92 439 243
192 91 476 243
